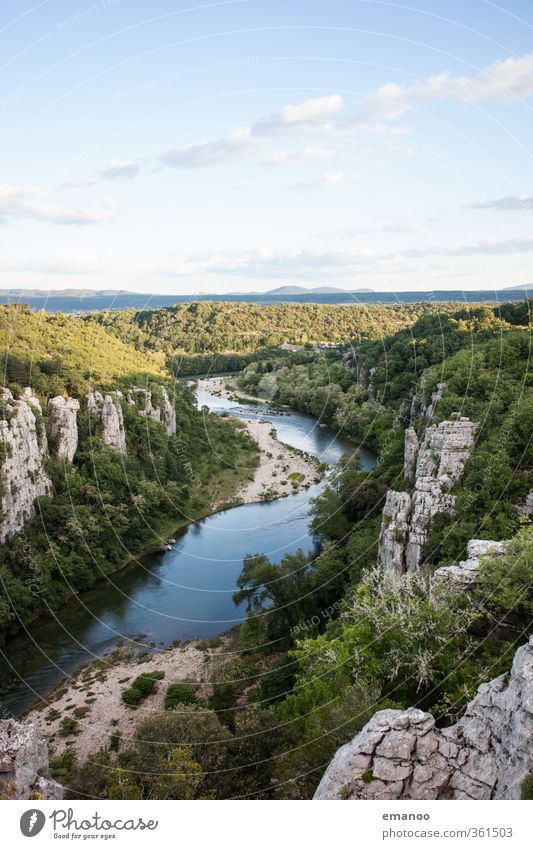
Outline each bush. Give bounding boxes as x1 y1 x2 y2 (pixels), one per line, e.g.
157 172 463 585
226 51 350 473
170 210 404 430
164 683 199 710
109 731 122 752
122 671 165 707
59 716 79 737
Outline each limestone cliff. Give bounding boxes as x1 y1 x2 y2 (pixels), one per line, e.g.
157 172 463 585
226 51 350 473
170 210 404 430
48 395 80 463
378 416 477 573
126 386 176 436
314 636 533 800
0 388 52 543
0 719 63 800
87 391 127 454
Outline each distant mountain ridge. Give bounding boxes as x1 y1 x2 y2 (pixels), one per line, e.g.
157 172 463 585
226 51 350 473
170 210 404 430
1 285 531 314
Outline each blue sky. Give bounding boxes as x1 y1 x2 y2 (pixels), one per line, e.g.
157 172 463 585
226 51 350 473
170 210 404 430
1 0 532 293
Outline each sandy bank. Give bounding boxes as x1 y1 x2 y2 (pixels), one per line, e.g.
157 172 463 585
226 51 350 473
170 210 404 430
197 377 323 503
26 640 227 763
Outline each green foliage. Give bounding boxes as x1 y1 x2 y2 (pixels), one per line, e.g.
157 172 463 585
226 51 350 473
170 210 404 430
122 671 165 707
59 716 79 737
86 300 459 357
521 774 533 800
49 747 76 781
164 682 199 710
0 303 164 397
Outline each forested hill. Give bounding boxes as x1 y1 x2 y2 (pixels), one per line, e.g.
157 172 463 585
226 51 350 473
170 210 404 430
84 300 464 356
0 303 165 396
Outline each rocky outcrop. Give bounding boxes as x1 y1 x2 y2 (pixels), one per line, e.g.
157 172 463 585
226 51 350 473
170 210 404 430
415 417 478 485
378 417 478 573
430 539 505 597
87 391 127 454
0 388 52 543
127 386 176 436
423 382 446 422
0 719 63 800
403 427 419 480
404 479 455 572
378 491 412 574
314 636 533 800
48 396 80 463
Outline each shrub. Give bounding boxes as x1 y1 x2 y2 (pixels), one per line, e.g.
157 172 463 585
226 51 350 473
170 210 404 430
122 670 165 707
59 716 79 737
164 683 199 711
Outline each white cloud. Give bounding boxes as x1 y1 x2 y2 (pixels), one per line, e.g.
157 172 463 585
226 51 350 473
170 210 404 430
356 51 533 121
467 195 533 211
158 95 344 169
0 185 117 226
182 233 533 282
99 159 140 180
159 128 259 169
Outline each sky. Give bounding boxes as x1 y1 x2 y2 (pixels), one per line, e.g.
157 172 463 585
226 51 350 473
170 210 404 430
0 0 532 294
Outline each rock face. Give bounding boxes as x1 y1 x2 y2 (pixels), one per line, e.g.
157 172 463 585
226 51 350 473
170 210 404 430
0 388 52 543
0 719 63 800
430 539 505 597
127 386 176 436
48 396 80 463
423 382 447 422
87 391 127 454
378 491 412 574
314 637 533 800
403 427 419 480
378 417 477 573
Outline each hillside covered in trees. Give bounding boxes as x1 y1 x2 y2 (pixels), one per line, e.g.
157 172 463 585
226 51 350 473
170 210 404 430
85 300 463 359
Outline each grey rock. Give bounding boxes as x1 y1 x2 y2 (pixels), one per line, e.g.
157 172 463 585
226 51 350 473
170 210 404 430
430 539 505 597
314 637 533 800
0 719 63 800
86 391 127 454
403 427 419 480
378 417 477 573
48 396 80 462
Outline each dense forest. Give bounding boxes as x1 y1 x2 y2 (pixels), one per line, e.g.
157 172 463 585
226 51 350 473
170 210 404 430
84 300 463 359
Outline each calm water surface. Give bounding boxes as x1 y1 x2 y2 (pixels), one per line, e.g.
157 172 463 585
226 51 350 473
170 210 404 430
0 388 375 717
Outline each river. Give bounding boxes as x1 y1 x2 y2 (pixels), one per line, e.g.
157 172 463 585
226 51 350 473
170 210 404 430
0 387 375 718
